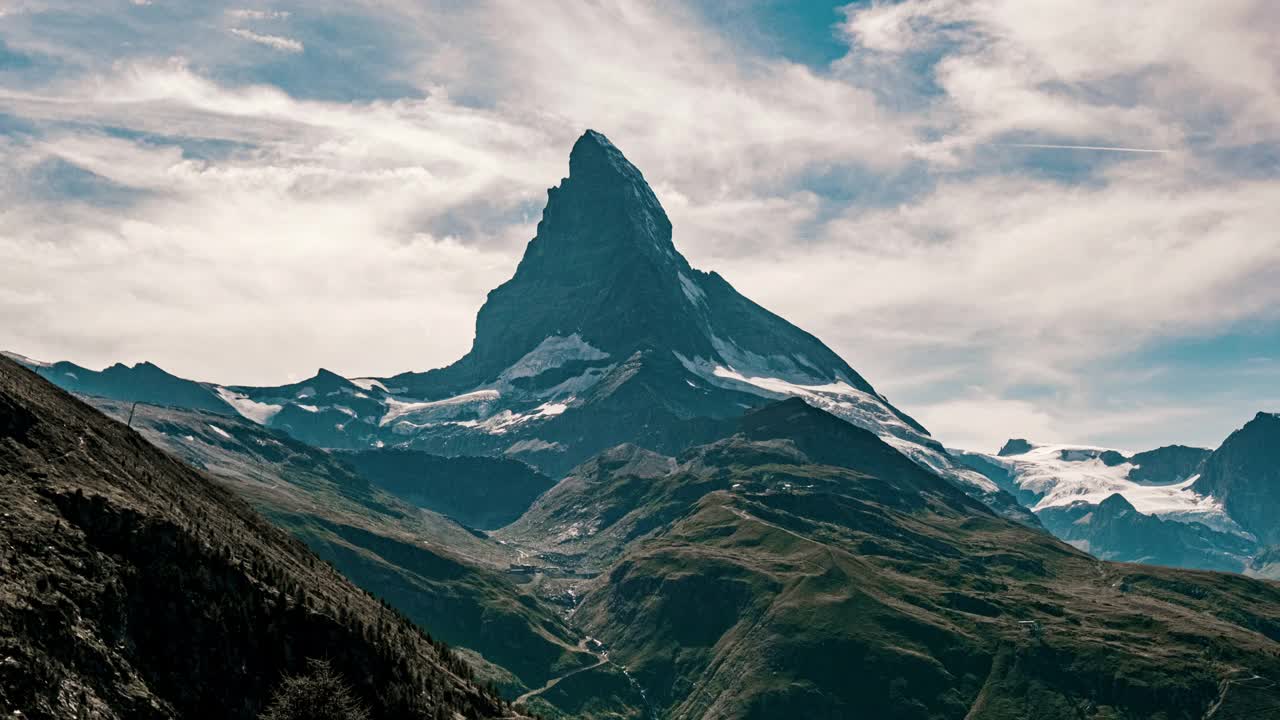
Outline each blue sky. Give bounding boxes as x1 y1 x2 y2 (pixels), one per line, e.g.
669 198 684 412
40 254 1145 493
1 0 1277 452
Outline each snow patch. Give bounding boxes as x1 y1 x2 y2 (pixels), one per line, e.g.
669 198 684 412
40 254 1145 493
678 273 706 307
207 424 232 440
295 404 320 413
499 334 608 382
536 365 614 399
380 389 501 426
710 335 834 386
676 351 999 494
215 387 283 424
533 401 568 417
350 377 389 393
462 399 571 434
505 438 565 454
981 444 1243 535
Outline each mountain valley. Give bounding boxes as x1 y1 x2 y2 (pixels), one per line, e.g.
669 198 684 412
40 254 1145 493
5 131 1280 719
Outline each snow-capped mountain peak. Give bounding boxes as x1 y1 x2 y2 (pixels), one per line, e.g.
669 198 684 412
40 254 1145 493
15 130 1032 520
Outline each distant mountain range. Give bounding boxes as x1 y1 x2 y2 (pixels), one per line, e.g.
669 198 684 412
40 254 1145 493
9 356 1280 719
10 131 1277 577
5 131 1029 525
953 411 1280 574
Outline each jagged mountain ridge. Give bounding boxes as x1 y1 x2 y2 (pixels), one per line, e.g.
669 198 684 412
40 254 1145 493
957 416 1280 574
17 354 237 416
1193 412 1280 545
8 130 1022 520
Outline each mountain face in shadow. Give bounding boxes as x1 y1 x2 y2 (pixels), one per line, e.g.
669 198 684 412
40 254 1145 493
1193 412 1280 545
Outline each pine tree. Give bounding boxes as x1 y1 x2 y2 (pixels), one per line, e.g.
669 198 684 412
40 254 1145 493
259 659 370 720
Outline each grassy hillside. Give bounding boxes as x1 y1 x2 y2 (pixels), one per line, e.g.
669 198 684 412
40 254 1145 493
0 355 517 719
545 400 1280 719
84 397 599 700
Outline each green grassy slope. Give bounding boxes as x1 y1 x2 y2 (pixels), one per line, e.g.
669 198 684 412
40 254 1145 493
550 400 1280 719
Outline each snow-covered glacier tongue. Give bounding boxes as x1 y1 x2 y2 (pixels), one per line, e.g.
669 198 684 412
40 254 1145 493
953 441 1242 536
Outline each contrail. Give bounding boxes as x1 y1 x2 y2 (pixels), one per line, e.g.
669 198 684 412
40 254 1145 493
998 142 1171 154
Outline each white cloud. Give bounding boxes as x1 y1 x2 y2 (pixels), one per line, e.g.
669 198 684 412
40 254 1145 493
914 392 1207 454
841 0 1280 157
710 160 1280 377
229 28 303 53
227 9 290 21
0 0 1277 451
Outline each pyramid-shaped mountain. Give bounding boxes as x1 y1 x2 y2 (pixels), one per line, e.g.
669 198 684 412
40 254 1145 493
373 131 1018 513
13 131 1022 517
392 131 884 401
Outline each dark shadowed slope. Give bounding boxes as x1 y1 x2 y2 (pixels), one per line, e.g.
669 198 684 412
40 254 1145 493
1194 412 1280 545
0 356 517 720
342 449 555 530
81 396 599 702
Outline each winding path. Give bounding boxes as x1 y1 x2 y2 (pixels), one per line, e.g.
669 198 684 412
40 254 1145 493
514 638 609 706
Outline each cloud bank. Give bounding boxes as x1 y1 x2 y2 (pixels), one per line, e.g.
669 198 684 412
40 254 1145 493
0 0 1276 452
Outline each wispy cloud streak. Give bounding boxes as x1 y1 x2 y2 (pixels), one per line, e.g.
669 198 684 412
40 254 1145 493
997 143 1172 154
229 28 303 53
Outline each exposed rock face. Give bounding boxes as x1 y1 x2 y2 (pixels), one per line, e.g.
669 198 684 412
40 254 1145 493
1193 412 1280 544
392 130 882 402
1038 493 1254 572
997 438 1033 456
1127 444 1211 484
